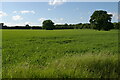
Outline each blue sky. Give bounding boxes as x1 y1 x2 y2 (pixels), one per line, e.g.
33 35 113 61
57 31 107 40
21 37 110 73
0 2 118 26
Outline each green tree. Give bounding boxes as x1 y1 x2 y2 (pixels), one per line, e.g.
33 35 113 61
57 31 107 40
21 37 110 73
89 10 113 31
25 24 30 28
113 22 120 29
42 20 55 30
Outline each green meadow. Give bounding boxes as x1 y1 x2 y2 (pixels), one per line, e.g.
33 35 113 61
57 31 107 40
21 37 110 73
2 29 118 78
0 30 2 78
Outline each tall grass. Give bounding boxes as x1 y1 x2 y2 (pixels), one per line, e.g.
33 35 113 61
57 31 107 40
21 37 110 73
2 29 118 78
0 29 2 78
3 53 118 78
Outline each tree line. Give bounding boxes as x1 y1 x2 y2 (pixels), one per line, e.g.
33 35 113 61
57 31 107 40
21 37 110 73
1 10 120 31
1 22 120 30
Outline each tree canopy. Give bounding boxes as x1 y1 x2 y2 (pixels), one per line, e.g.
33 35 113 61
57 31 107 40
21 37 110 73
89 10 113 31
42 20 55 30
25 24 30 28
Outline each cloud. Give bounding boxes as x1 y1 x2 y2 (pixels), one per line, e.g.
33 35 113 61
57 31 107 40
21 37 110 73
38 18 64 25
4 22 38 26
3 22 13 26
20 10 35 14
13 10 35 14
38 18 46 23
0 11 7 18
49 0 66 6
60 18 63 21
48 8 52 11
55 22 64 25
38 18 47 25
38 18 46 21
108 12 118 21
13 11 17 13
4 22 24 26
52 18 64 23
88 11 93 15
80 17 83 19
25 22 31 25
107 12 113 15
95 9 106 11
48 6 56 11
12 15 23 21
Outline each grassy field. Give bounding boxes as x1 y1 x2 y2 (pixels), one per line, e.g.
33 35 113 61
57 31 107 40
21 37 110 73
2 29 118 78
0 30 2 78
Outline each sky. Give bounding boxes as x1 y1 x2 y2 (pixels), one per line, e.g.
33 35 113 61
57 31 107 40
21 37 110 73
0 1 118 26
1 0 120 2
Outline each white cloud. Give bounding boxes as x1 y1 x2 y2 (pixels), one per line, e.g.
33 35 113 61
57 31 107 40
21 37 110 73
12 10 35 14
48 8 52 11
38 18 63 25
108 12 118 21
108 12 113 15
49 0 66 6
52 18 64 23
38 18 46 21
25 22 31 25
95 9 106 11
55 22 64 25
0 11 7 18
3 22 13 26
60 18 63 21
12 15 23 21
48 6 56 11
80 17 83 19
4 22 38 26
20 10 35 14
38 18 47 25
13 11 17 13
88 11 93 15
4 22 24 26
38 18 46 23
2 0 120 2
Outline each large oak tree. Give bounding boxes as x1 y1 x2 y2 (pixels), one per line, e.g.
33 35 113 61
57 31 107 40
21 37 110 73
42 20 55 30
89 10 113 31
